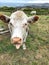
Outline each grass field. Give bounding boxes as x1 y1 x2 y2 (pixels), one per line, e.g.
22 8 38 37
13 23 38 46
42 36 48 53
0 12 49 65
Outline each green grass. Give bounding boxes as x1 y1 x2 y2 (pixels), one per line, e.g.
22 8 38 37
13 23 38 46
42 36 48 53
0 11 49 65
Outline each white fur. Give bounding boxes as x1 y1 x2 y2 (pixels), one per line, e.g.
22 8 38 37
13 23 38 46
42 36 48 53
8 11 29 49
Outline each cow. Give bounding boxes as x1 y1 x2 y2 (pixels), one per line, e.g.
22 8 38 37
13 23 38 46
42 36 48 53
0 11 39 50
30 11 36 15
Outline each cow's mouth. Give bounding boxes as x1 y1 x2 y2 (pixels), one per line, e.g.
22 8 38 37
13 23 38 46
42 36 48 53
14 42 20 45
14 43 21 49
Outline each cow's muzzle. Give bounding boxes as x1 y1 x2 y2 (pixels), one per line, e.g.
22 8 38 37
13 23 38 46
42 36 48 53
12 37 21 43
11 37 22 49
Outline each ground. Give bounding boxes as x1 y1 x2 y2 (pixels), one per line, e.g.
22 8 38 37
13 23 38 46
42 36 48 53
0 12 49 65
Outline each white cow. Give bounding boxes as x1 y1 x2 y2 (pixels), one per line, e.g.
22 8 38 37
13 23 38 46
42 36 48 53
0 11 39 50
30 11 36 15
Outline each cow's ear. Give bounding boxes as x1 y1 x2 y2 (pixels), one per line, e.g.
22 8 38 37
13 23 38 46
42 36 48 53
0 14 10 23
27 16 39 24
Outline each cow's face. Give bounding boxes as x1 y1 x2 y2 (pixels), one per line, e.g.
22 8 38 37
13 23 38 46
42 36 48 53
0 11 39 49
8 11 29 49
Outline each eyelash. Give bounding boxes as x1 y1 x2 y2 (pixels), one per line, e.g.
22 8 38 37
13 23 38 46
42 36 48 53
10 23 14 27
22 23 28 28
10 23 12 26
25 23 27 25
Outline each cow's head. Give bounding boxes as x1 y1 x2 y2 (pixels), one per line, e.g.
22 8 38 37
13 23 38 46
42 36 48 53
0 11 39 49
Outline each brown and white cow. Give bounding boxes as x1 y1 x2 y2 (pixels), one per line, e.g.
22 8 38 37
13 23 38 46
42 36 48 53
0 11 39 50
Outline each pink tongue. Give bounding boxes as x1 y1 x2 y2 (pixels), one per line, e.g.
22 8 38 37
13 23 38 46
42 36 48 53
16 44 21 49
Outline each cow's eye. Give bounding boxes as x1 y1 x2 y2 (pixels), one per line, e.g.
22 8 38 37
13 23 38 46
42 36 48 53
9 23 14 28
23 23 28 28
25 23 27 25
10 23 13 26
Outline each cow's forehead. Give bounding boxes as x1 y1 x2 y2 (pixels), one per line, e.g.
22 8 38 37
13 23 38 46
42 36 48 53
10 11 28 19
10 11 28 25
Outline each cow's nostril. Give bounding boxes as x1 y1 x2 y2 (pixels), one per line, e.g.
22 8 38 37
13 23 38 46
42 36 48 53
12 37 22 44
19 38 21 41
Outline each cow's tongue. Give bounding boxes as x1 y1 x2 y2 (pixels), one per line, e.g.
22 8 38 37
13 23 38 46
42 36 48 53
16 44 21 49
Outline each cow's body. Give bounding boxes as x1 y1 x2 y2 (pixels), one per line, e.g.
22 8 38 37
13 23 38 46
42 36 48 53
0 10 39 50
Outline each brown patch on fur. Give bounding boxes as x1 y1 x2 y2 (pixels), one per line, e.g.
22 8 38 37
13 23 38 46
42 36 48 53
33 16 39 22
28 16 39 24
0 14 10 23
0 15 6 22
